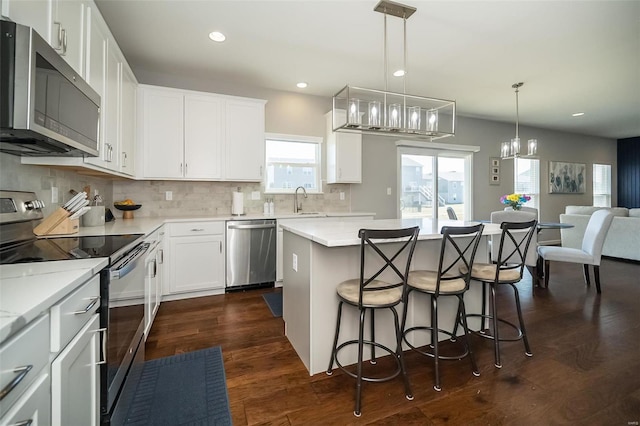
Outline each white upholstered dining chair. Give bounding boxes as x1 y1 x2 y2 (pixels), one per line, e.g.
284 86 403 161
537 209 614 293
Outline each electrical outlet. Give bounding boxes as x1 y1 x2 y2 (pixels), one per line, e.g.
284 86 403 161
387 187 392 195
165 191 173 201
251 191 261 200
339 191 345 200
292 253 298 272
51 187 58 203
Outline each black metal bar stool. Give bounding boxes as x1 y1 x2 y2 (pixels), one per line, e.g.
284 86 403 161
459 219 537 368
401 224 484 391
326 226 419 417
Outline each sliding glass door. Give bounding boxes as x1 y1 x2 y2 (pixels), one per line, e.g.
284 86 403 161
399 148 472 220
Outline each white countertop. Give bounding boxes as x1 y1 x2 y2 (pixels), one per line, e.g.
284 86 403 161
279 218 502 247
1 211 375 343
0 258 108 344
70 212 376 237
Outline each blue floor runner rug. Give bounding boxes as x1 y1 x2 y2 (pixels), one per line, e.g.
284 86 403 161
123 346 232 426
262 292 282 317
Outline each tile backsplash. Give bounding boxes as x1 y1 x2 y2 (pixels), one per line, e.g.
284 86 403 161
112 180 351 218
1 153 352 219
0 154 114 218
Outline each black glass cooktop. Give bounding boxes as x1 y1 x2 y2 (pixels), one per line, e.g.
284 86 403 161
0 234 143 265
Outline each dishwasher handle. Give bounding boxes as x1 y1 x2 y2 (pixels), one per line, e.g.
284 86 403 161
227 223 276 230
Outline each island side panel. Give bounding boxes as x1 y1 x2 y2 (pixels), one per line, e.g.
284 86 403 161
282 231 312 373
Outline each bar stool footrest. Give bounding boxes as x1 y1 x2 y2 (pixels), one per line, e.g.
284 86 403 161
465 313 524 342
333 339 401 383
403 326 471 361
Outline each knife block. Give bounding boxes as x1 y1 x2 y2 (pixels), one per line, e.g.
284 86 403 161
33 208 79 236
46 217 79 235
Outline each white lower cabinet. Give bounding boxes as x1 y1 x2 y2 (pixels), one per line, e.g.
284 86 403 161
166 222 225 295
144 230 162 338
51 314 101 426
0 371 50 426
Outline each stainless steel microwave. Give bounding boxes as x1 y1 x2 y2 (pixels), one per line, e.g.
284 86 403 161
0 20 100 157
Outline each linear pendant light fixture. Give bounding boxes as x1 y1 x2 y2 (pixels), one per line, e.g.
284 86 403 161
500 82 538 159
331 0 456 140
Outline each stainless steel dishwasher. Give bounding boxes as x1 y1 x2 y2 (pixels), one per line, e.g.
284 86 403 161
226 219 277 289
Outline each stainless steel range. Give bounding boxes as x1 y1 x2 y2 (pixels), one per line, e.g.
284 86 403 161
0 190 149 425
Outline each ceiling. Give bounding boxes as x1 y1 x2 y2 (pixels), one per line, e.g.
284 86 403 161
94 0 640 140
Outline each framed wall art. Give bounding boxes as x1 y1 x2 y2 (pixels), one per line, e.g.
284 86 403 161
549 161 586 193
490 157 500 185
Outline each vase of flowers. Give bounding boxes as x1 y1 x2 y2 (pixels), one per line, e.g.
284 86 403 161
500 193 531 210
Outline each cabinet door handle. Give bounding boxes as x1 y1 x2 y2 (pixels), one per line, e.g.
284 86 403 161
62 28 67 55
152 259 157 278
260 165 263 177
219 241 222 253
74 296 100 315
185 163 188 176
0 365 33 401
96 328 107 365
54 22 63 50
122 152 127 167
180 163 183 175
339 168 342 179
158 248 164 264
9 420 33 426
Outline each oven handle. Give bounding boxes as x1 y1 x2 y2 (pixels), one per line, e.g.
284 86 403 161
110 242 150 280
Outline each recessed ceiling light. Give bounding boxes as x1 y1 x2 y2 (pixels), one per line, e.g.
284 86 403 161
208 31 226 42
296 82 308 89
393 70 406 77
572 112 585 117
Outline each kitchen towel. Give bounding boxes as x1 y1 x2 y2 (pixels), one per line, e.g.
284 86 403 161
232 191 244 215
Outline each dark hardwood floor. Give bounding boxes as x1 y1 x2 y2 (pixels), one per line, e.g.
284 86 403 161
145 258 640 425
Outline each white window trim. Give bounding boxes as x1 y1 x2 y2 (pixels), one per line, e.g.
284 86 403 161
264 133 323 194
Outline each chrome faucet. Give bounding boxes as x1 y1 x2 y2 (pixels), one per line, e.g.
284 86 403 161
294 186 308 213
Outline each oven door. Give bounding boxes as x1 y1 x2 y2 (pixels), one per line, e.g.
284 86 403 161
103 242 149 420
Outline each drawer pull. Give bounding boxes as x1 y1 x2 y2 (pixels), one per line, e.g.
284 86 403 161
0 365 33 401
74 297 100 315
10 420 33 426
190 228 205 232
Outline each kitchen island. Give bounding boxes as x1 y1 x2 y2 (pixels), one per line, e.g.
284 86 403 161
280 218 501 375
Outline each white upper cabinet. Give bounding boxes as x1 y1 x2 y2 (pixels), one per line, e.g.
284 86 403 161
325 111 362 184
120 64 137 175
1 0 50 44
2 0 86 76
224 98 266 181
18 0 139 178
138 85 266 181
184 94 223 179
140 87 184 179
83 3 125 173
51 0 86 76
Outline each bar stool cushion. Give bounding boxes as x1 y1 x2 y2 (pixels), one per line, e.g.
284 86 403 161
461 263 521 282
337 279 403 306
407 270 466 293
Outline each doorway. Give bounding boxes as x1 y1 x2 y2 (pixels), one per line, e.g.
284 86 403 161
398 148 471 220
